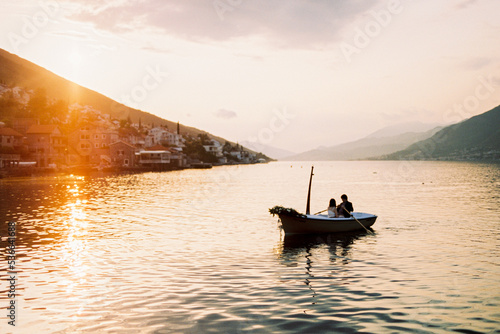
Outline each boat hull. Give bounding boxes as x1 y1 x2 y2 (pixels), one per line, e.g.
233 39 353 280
278 212 377 235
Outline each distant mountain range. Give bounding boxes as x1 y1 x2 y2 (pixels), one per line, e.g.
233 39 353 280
365 121 444 139
284 122 443 161
378 105 500 161
284 107 499 162
0 48 259 154
239 141 296 160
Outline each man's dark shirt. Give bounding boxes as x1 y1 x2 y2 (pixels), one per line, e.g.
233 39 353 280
339 201 354 217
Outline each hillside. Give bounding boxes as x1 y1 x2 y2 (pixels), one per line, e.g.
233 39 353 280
378 105 500 161
0 48 251 151
284 126 442 161
365 121 443 139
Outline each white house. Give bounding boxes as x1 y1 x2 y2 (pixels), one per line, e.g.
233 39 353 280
203 139 223 158
230 150 255 163
135 150 171 166
145 127 167 147
145 127 184 147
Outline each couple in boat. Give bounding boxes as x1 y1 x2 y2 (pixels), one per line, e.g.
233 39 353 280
327 194 353 218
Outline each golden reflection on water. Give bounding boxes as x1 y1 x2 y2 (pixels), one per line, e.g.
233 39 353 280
0 162 498 333
59 177 91 320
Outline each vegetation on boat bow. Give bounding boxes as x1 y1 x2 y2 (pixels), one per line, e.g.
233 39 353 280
269 205 305 218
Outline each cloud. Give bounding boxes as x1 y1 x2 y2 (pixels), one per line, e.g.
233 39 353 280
461 57 494 71
141 45 173 54
213 109 237 119
65 0 382 49
48 30 91 40
454 0 478 10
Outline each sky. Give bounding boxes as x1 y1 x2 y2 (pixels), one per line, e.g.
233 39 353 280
1 0 499 153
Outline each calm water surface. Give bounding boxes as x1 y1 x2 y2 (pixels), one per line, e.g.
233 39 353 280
0 161 499 333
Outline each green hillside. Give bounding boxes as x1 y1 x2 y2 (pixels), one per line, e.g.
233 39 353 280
380 105 500 161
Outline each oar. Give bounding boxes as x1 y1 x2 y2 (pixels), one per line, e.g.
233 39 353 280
346 211 374 235
313 209 327 215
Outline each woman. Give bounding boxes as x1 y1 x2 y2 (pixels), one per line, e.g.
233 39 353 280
327 198 339 218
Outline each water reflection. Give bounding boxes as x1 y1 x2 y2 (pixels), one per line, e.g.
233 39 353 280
275 231 376 310
0 175 92 316
277 231 372 262
0 175 89 252
0 161 498 333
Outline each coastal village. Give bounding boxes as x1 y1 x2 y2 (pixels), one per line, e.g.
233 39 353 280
0 85 267 176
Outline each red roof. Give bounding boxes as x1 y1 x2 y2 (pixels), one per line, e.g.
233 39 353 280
147 144 169 151
26 124 59 134
0 127 23 137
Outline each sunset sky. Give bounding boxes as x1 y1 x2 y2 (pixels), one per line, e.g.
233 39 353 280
1 0 499 153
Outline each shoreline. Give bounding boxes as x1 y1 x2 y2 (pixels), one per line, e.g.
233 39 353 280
0 161 268 179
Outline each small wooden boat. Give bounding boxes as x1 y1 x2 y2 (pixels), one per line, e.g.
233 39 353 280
274 210 377 235
270 166 377 235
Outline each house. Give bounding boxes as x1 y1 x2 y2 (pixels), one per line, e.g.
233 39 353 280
11 118 39 135
119 128 146 148
168 147 187 168
145 127 184 148
109 140 137 167
136 145 171 169
0 127 23 150
229 149 255 163
166 131 184 147
229 150 242 160
0 153 21 168
203 139 223 158
68 122 119 165
145 127 169 147
0 127 23 168
26 124 67 167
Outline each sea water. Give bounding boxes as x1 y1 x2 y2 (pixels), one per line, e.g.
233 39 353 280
0 161 499 333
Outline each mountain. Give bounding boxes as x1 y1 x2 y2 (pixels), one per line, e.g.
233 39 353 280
239 141 295 160
0 48 245 149
378 105 500 161
283 125 442 161
366 121 444 139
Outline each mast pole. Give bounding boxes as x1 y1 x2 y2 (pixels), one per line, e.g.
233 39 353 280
306 165 314 215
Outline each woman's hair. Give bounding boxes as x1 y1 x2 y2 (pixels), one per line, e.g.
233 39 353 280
329 198 336 207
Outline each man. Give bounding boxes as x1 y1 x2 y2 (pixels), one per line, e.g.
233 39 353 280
338 194 354 217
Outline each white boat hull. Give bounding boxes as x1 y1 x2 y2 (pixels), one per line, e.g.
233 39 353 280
278 212 377 234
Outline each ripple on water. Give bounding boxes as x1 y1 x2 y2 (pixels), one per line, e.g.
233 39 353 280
0 163 499 333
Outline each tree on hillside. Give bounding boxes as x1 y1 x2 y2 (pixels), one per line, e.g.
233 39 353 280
223 141 233 153
184 136 218 163
120 119 130 128
67 107 82 129
27 88 48 115
0 90 25 120
197 133 211 145
48 99 69 123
